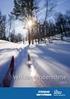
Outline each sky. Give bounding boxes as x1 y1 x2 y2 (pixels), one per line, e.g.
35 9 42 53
0 0 70 36
0 0 70 19
0 0 13 17
37 0 70 22
55 0 70 14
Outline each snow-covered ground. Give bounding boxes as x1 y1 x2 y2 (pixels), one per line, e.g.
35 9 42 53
28 40 70 87
0 40 70 87
0 40 28 85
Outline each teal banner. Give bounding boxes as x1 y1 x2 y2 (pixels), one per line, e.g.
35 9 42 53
0 88 70 99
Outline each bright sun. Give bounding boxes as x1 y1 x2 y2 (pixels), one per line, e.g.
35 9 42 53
14 19 35 37
27 20 33 28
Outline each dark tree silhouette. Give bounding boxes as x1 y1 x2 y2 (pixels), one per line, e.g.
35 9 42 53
55 13 66 40
12 0 38 44
0 11 6 40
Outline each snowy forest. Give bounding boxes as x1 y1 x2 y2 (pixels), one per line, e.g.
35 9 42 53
0 0 70 87
0 0 70 43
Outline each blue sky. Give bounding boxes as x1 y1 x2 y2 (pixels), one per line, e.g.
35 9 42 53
55 0 70 14
0 0 70 20
0 0 13 17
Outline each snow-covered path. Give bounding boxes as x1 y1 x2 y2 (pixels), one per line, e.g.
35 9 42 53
28 41 70 87
12 40 70 87
12 46 43 87
0 40 70 87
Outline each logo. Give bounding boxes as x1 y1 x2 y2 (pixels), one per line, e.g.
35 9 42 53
53 89 66 96
36 89 66 97
36 90 52 96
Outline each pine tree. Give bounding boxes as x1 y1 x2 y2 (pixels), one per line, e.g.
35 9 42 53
12 0 38 44
0 11 6 40
12 0 37 19
55 13 66 40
